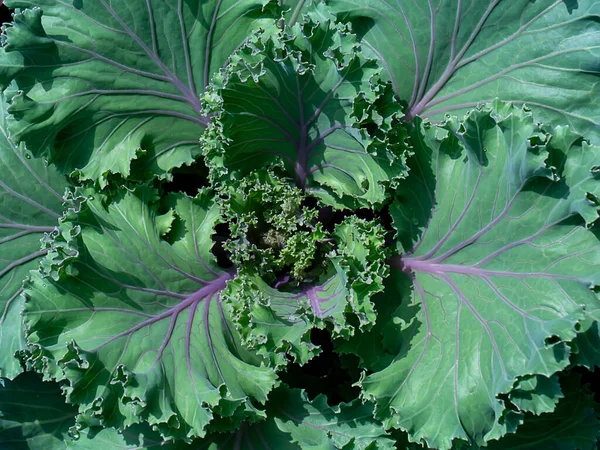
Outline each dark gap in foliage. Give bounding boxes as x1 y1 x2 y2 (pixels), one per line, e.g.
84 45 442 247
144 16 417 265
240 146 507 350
161 161 210 197
317 205 336 232
361 121 378 136
496 392 519 413
545 335 561 345
377 203 396 246
280 328 361 406
302 195 319 210
0 4 12 26
317 200 395 242
318 206 379 233
571 366 600 403
212 222 234 269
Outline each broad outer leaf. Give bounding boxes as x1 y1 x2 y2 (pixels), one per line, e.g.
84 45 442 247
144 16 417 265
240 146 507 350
72 386 393 449
358 102 600 449
68 424 194 449
0 93 66 379
23 189 277 440
205 4 406 208
0 0 279 185
0 372 76 450
328 0 600 143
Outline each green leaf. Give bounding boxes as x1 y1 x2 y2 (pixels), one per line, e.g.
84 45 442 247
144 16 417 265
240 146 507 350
0 372 76 450
332 215 389 328
269 387 394 450
223 215 388 368
220 170 329 282
68 424 192 449
0 93 67 379
71 386 394 449
281 1 308 27
0 0 280 185
570 321 600 367
509 375 563 415
206 386 394 450
204 3 406 208
77 423 294 450
328 0 600 143
23 189 277 440
479 373 600 450
223 262 349 368
204 419 301 450
358 102 600 449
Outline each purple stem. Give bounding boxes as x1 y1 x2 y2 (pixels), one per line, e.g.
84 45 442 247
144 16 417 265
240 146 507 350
407 0 501 119
305 287 323 318
99 0 207 121
301 276 343 319
399 256 585 282
412 0 436 111
90 272 233 352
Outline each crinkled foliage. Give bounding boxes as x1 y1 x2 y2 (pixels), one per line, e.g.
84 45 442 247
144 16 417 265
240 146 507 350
203 4 407 208
0 0 280 185
0 0 599 449
0 92 66 379
327 0 600 142
353 102 600 448
24 188 278 440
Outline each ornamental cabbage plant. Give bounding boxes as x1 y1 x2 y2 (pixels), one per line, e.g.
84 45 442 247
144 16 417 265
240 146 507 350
0 1 599 449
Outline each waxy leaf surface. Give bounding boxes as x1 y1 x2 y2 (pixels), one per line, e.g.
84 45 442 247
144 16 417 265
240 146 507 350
359 103 600 449
0 94 66 379
206 5 406 207
1 0 279 184
328 0 600 142
23 189 277 440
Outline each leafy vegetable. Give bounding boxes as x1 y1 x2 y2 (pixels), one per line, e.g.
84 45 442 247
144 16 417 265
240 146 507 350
357 101 600 448
0 0 599 449
204 3 406 208
328 0 600 142
0 93 66 379
475 373 600 450
24 188 279 440
0 0 279 185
